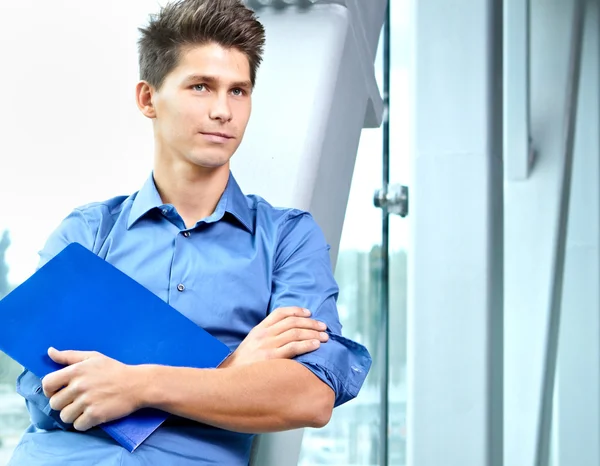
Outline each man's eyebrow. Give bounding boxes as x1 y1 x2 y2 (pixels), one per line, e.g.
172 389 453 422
182 74 252 89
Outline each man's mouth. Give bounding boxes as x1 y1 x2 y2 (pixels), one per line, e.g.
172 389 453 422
200 132 233 139
199 132 234 144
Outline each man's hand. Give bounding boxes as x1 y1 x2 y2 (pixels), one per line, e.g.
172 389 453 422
42 348 143 432
221 307 329 368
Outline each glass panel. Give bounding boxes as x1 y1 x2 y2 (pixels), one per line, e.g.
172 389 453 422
388 1 413 465
0 232 30 464
298 40 385 466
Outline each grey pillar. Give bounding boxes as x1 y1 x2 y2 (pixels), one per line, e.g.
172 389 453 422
504 1 586 465
557 1 600 464
409 1 503 466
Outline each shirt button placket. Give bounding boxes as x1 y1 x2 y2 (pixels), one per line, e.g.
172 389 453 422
176 230 190 294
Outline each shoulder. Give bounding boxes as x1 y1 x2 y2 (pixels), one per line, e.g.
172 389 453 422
246 194 321 234
245 195 329 266
72 194 132 225
39 193 134 268
50 193 133 245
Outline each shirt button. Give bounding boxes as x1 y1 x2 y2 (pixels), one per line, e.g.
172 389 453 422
183 231 190 238
177 284 185 292
162 209 168 215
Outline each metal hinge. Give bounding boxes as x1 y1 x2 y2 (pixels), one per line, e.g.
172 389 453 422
374 184 409 217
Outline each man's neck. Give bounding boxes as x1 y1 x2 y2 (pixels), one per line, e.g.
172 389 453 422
153 159 230 229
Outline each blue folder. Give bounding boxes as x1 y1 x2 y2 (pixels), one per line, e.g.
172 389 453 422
0 242 232 452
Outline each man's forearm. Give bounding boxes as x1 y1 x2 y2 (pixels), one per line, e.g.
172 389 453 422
135 359 335 433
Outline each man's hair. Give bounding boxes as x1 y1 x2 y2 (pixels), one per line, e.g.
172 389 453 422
138 0 266 90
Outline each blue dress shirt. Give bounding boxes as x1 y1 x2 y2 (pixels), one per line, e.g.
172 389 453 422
8 172 372 466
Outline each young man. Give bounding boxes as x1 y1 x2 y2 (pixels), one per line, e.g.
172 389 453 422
8 0 371 465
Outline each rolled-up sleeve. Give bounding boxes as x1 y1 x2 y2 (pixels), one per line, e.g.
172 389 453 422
269 211 372 407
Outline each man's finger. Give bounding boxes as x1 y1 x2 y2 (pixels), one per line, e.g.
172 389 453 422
42 365 78 398
276 340 321 359
276 329 329 347
269 315 327 336
73 412 95 432
59 399 85 425
73 407 104 432
49 383 79 412
261 307 310 327
48 347 95 366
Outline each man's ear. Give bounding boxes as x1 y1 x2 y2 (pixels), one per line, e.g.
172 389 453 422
135 81 157 119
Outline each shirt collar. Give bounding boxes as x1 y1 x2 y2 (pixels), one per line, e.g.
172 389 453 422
127 171 254 233
223 173 254 233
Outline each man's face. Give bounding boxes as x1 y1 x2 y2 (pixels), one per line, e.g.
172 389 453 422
149 43 253 169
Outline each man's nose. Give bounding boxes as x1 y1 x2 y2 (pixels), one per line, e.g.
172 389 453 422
209 94 232 122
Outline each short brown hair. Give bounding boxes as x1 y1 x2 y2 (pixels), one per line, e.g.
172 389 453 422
138 0 266 90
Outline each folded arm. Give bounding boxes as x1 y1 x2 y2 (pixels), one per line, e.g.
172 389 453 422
138 359 334 432
43 306 337 433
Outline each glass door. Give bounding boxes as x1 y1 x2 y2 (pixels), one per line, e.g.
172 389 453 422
297 46 386 466
373 1 412 464
386 1 412 465
298 1 412 464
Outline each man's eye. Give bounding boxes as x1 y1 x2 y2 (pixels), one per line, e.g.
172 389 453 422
193 84 206 92
231 88 244 96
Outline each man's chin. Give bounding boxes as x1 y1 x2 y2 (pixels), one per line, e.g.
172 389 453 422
187 153 233 170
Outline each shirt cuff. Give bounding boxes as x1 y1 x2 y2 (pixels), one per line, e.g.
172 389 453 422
294 332 372 407
16 369 70 431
